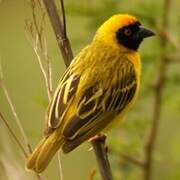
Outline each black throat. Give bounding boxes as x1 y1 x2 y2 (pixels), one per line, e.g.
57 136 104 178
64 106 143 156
116 22 142 50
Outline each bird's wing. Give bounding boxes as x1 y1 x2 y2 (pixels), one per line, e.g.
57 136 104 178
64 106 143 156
62 59 137 143
46 68 80 130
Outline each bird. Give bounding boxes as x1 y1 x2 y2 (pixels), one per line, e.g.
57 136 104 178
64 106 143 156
26 14 154 173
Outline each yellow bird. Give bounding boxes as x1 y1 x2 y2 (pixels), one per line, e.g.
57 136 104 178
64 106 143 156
26 14 154 173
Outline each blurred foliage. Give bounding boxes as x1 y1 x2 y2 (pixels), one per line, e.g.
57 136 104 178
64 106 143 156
0 0 180 180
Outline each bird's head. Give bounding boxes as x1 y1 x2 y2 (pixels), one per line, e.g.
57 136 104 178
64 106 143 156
94 14 155 51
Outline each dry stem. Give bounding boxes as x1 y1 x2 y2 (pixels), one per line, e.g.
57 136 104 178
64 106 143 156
0 58 43 180
25 0 53 100
57 151 64 180
120 153 145 168
0 63 32 153
42 0 73 67
0 111 28 157
27 0 65 179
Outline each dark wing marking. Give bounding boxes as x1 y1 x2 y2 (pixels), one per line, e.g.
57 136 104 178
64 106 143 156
62 59 137 143
104 62 136 112
63 109 102 138
62 112 113 153
63 86 103 139
46 73 80 129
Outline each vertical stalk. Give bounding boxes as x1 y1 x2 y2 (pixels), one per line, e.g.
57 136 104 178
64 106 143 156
144 0 171 179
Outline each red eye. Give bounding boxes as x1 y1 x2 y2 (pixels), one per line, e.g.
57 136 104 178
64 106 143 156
124 28 132 36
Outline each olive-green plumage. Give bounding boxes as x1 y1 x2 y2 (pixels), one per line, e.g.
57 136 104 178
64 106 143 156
26 14 154 173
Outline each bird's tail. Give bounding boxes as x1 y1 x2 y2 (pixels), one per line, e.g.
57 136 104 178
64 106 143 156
26 132 64 173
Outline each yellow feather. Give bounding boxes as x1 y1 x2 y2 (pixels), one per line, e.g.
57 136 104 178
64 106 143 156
26 14 154 173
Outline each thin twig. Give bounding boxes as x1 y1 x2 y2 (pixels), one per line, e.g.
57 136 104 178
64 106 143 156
109 147 145 168
144 0 171 180
0 111 28 158
31 1 52 96
120 153 145 168
58 151 64 180
31 0 43 50
0 59 43 180
28 0 53 100
0 63 32 153
33 41 52 100
44 38 53 95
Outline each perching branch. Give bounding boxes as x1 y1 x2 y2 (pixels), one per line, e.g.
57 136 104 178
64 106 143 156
42 1 112 179
143 0 171 179
91 135 113 180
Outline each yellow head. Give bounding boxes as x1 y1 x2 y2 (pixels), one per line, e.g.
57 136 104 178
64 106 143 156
94 14 154 51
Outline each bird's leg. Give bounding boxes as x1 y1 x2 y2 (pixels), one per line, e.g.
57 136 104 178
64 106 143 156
88 134 107 143
88 134 107 151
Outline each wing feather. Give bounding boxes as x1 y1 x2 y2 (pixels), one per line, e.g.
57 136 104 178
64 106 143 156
62 59 137 141
46 72 80 129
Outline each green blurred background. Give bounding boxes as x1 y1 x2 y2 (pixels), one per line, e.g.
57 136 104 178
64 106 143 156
0 0 180 180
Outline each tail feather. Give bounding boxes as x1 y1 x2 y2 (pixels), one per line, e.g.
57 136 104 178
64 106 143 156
26 134 64 173
26 138 47 171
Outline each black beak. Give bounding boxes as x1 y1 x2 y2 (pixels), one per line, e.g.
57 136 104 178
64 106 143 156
139 26 155 38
